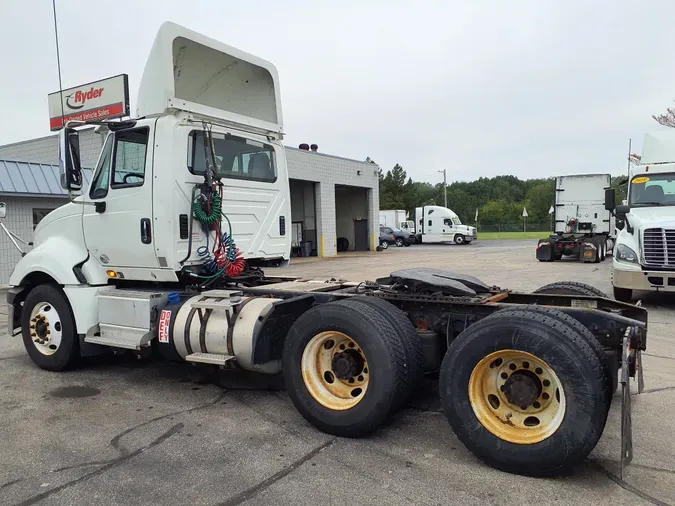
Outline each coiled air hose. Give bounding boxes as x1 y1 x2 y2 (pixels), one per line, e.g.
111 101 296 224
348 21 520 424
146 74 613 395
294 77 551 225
192 192 222 225
193 189 245 278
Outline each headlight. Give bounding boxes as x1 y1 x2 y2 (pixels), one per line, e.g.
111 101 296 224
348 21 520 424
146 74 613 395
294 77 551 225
616 243 638 263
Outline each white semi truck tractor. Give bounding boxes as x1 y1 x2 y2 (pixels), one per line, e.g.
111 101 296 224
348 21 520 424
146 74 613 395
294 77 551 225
607 131 675 302
414 205 477 244
2 22 649 477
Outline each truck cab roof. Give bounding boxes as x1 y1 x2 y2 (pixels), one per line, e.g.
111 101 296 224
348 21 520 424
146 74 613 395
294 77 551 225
136 22 283 137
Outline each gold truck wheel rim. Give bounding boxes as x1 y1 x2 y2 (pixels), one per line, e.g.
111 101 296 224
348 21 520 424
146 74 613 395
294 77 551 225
301 331 369 411
468 349 566 444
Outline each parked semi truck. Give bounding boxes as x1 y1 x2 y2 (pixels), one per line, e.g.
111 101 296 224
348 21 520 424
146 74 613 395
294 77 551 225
2 22 648 478
415 205 477 244
536 174 615 262
608 131 675 302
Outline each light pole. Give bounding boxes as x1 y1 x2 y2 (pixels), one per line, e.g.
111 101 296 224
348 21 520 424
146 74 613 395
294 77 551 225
438 169 447 208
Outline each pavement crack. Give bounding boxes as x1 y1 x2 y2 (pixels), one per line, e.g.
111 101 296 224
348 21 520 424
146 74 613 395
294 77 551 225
18 423 183 506
216 438 338 506
0 355 24 361
0 478 24 490
591 461 671 506
631 463 675 476
643 352 675 361
642 386 675 395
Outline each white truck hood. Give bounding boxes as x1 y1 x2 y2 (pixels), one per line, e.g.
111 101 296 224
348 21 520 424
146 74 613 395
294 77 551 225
627 207 675 232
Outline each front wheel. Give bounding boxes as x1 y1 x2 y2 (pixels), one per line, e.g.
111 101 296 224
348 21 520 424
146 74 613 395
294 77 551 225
379 240 389 250
439 308 606 476
21 284 79 371
454 234 465 245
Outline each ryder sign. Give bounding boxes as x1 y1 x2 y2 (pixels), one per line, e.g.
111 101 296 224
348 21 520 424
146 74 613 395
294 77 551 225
48 74 130 130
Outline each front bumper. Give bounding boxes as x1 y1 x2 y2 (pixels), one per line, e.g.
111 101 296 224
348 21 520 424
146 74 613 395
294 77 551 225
6 286 22 336
613 259 675 292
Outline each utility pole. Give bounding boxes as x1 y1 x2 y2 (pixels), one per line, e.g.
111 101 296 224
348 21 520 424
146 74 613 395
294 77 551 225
438 169 447 208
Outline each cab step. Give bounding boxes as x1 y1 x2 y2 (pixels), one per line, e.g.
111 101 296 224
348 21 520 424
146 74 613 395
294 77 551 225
185 352 235 366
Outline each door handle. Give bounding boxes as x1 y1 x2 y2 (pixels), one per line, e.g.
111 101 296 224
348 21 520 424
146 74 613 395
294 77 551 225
140 218 152 244
95 202 106 213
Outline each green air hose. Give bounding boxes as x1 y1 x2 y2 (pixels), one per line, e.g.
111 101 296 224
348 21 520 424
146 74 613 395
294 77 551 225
193 192 222 225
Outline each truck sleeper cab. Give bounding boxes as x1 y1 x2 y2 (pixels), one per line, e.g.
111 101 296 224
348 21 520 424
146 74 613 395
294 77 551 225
415 205 477 245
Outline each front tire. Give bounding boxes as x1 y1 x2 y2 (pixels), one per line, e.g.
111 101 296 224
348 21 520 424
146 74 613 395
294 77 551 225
282 301 409 438
454 234 465 245
21 284 79 371
439 308 607 476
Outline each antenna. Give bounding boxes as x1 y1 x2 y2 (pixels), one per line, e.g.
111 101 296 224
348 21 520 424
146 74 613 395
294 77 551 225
52 0 66 129
627 138 632 178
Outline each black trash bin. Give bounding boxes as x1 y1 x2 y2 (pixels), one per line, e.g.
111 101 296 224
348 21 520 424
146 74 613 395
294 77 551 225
300 241 313 257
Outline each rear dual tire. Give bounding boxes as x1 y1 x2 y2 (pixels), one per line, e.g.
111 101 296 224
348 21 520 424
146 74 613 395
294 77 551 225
282 298 422 438
439 307 607 477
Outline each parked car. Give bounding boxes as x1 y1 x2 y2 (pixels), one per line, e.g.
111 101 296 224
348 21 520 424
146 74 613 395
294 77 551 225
380 226 413 248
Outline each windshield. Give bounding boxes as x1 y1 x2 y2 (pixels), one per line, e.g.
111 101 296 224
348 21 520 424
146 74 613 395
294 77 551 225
629 173 675 207
189 131 277 183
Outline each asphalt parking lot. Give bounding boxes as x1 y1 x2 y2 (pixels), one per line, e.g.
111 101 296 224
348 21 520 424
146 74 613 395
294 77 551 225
1 240 674 506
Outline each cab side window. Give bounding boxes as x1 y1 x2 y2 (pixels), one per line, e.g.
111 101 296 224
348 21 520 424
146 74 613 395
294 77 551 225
111 128 149 188
89 135 114 200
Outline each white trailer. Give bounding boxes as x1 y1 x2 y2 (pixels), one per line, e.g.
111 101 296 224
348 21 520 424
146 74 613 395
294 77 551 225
536 174 615 263
379 209 414 232
0 22 649 479
414 205 477 244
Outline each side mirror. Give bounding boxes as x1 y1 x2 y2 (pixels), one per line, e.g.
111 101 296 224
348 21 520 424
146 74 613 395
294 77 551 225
58 127 83 191
0 202 5 219
615 204 630 220
604 188 616 211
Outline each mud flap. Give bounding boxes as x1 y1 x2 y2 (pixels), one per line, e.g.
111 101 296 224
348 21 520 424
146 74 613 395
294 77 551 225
620 326 644 479
620 330 632 478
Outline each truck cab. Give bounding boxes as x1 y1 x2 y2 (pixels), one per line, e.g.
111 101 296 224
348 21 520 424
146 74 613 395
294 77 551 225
10 22 291 287
414 205 477 245
7 22 291 340
611 131 675 301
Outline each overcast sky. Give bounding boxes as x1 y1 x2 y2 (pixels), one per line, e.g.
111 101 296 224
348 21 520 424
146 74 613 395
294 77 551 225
1 0 674 184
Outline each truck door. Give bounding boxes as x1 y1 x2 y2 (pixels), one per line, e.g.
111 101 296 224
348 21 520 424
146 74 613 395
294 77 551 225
442 218 456 234
82 125 158 269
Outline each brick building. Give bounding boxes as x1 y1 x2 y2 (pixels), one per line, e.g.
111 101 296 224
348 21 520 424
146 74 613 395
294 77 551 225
0 129 379 284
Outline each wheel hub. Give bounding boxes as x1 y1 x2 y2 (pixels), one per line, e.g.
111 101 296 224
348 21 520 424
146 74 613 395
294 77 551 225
468 349 566 444
29 303 62 356
502 370 542 408
301 331 370 411
35 319 49 339
332 350 364 380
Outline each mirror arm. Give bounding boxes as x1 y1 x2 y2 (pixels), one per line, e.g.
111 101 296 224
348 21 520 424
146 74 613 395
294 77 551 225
0 222 31 256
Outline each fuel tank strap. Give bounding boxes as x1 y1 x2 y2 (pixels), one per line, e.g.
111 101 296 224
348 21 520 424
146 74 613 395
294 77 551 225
226 297 255 358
